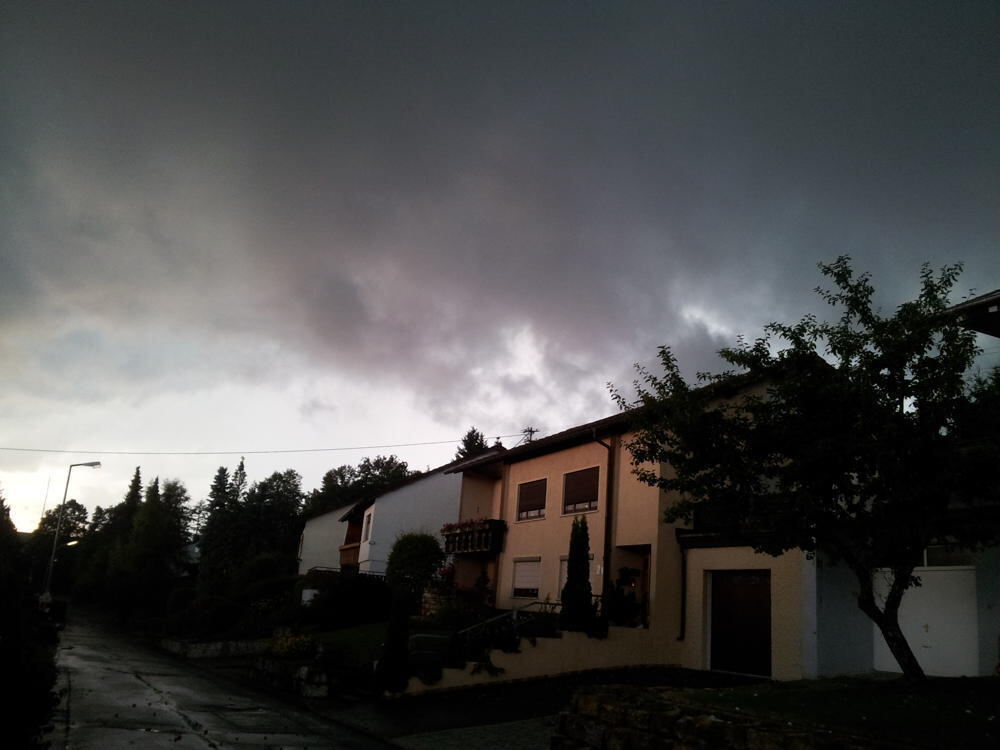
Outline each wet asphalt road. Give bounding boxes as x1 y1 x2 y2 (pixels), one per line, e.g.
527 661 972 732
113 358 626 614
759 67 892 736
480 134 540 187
46 616 393 750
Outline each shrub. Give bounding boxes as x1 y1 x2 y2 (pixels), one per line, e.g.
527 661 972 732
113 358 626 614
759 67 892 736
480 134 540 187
385 533 444 603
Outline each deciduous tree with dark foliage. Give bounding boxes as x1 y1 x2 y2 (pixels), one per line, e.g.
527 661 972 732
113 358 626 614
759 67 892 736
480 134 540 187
615 258 1000 681
303 455 411 518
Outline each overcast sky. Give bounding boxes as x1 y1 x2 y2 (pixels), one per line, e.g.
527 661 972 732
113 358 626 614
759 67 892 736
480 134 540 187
2 1 998 530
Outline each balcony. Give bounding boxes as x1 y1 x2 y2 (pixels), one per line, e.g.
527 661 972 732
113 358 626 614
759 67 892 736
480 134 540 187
339 542 360 567
442 519 507 555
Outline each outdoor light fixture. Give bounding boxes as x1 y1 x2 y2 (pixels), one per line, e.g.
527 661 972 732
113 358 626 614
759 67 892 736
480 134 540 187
42 461 102 604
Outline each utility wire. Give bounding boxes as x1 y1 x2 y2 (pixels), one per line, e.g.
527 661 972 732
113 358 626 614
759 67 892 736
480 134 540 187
0 434 523 458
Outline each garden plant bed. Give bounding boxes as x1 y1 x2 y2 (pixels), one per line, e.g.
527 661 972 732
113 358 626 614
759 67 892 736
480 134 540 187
670 675 1000 749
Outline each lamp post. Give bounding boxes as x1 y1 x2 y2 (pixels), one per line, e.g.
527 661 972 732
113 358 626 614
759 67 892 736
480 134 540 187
42 461 101 605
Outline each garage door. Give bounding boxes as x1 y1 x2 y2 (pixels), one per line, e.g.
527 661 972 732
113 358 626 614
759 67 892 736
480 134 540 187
873 567 978 677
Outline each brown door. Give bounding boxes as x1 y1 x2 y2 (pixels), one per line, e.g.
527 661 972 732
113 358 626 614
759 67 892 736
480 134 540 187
710 570 771 676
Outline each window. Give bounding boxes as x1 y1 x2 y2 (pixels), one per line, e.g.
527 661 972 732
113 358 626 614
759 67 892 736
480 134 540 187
362 510 373 542
563 467 599 513
517 478 547 520
513 558 541 598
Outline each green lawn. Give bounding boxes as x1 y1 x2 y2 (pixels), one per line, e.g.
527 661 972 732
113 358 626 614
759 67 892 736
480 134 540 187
672 675 1000 749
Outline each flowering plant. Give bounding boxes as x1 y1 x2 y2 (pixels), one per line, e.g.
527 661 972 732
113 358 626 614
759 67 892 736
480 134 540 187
440 517 490 534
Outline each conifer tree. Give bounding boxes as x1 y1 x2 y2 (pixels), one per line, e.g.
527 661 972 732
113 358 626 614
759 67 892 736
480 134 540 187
560 516 593 631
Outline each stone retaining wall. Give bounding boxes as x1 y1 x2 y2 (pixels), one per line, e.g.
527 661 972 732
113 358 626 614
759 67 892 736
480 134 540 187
159 637 271 659
552 685 906 750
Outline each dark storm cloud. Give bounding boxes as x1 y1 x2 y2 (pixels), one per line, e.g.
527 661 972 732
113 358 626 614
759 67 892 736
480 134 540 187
2 1 998 427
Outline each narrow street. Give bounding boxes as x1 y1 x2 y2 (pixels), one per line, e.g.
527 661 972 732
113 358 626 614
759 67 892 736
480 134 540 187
46 615 394 750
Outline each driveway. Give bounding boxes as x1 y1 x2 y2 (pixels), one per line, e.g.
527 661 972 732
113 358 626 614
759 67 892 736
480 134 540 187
46 615 394 750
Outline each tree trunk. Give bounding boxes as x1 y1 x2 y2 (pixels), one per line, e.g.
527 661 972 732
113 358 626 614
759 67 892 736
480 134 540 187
875 608 925 681
850 559 926 681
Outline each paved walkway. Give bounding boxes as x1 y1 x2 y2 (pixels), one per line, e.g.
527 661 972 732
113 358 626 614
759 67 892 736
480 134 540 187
46 616 394 750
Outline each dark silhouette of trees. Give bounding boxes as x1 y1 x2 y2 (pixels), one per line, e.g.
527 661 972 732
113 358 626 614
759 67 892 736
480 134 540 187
304 455 411 518
455 427 490 460
196 464 242 597
0 489 58 748
617 257 1000 680
121 478 191 613
198 461 303 599
74 469 193 620
26 499 89 590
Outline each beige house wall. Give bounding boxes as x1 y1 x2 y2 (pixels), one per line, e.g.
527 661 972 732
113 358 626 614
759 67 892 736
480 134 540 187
458 473 500 521
610 433 660 547
669 546 813 681
495 441 610 611
404 627 663 695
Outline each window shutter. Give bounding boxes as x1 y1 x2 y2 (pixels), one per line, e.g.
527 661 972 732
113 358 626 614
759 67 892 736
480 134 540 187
563 467 599 512
513 558 541 597
517 479 547 519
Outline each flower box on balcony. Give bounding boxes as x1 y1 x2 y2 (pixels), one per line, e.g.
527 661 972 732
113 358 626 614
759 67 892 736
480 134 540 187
441 519 507 555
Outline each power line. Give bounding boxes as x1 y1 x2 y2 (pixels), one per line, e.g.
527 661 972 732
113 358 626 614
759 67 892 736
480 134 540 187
0 434 523 458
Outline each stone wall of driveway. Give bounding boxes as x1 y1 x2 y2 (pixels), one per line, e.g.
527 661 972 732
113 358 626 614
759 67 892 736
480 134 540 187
160 637 271 658
551 685 903 750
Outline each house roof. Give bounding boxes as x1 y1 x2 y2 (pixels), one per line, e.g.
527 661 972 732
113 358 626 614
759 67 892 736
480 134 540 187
446 409 639 473
336 448 508 521
946 289 1000 338
444 364 802 475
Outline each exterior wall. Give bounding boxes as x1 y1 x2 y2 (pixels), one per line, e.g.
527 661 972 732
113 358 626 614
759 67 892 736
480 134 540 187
458 474 499 521
674 546 811 681
611 434 660 547
816 553 873 675
297 510 348 575
977 545 1000 676
495 442 610 610
404 627 662 695
873 565 979 676
359 471 462 574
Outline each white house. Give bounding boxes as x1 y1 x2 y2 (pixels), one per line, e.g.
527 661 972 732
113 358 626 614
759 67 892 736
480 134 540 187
355 468 463 574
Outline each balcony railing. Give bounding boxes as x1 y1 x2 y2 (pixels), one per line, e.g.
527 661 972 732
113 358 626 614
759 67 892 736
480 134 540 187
338 542 360 567
442 519 507 555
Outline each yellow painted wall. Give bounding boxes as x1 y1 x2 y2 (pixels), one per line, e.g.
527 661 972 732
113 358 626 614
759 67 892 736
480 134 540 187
495 441 610 610
404 627 663 694
459 474 497 521
674 546 809 681
610 433 660 547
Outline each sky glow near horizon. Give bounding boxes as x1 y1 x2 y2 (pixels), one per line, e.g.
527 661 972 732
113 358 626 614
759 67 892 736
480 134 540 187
2 2 999 530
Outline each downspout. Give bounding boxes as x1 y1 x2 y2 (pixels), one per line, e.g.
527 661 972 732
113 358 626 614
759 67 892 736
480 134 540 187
494 461 510 603
678 541 687 641
594 429 616 605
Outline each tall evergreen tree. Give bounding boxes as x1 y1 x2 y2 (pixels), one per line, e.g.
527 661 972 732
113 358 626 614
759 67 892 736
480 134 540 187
124 478 191 613
455 427 490 460
198 466 238 596
560 516 594 631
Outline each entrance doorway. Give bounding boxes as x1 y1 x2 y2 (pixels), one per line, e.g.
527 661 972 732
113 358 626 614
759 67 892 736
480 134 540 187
710 570 771 676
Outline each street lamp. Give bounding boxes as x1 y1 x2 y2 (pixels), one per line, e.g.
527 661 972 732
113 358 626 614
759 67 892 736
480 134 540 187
42 461 101 604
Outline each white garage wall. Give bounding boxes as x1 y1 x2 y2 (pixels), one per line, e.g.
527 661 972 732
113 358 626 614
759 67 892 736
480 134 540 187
873 566 979 677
